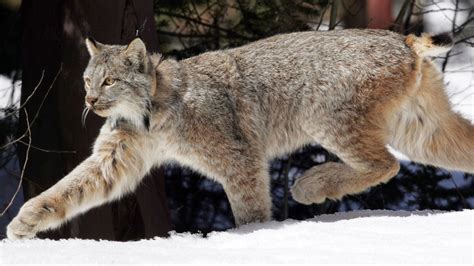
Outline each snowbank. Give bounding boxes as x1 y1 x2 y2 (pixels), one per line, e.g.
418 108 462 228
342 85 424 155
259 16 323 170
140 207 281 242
0 210 472 264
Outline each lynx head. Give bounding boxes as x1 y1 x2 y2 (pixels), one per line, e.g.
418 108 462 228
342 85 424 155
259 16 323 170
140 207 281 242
83 37 156 129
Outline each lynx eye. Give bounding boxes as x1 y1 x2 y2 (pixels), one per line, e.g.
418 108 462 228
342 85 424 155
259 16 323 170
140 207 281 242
103 77 115 87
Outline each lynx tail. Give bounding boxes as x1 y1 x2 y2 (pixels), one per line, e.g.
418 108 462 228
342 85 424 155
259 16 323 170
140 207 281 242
405 33 453 57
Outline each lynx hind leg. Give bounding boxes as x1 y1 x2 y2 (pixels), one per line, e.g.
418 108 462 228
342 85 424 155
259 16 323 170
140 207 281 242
389 61 474 174
291 133 400 205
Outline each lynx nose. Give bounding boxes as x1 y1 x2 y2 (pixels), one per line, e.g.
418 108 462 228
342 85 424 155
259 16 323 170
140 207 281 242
86 95 98 106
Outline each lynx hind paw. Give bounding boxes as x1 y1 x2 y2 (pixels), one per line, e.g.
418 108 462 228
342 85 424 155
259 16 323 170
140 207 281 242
290 163 344 205
290 176 327 205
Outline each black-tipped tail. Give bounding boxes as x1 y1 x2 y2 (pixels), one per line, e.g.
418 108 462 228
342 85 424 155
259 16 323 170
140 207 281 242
431 32 453 47
405 32 453 57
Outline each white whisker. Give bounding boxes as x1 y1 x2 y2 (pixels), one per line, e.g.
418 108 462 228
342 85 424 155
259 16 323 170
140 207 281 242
81 107 90 128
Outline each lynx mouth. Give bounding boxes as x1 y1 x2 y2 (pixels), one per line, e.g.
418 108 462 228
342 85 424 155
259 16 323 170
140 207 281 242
85 102 113 111
91 105 111 111
86 103 114 117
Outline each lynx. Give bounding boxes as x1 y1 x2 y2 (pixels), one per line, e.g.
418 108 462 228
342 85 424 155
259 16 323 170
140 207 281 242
7 29 473 239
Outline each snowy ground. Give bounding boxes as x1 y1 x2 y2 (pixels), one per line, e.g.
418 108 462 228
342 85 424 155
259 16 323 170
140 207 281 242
0 210 472 264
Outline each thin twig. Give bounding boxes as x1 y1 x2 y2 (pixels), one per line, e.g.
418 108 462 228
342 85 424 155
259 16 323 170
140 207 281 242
316 4 330 31
412 6 471 15
0 110 31 217
282 156 292 220
2 70 45 120
0 64 62 151
329 0 340 30
17 139 76 154
403 0 415 33
392 0 412 32
450 175 467 208
442 0 459 71
159 10 252 40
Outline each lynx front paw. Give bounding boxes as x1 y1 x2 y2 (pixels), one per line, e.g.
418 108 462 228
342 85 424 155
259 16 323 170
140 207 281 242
234 209 271 226
7 197 60 240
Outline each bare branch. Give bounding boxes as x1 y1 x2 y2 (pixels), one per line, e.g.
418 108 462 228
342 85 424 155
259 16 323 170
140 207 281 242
0 109 31 217
442 0 460 72
1 70 44 120
17 139 76 154
391 0 413 33
329 0 340 30
0 64 63 151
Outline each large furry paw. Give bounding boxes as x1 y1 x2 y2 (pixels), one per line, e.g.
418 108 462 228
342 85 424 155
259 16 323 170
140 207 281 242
290 162 344 205
6 197 58 240
234 210 271 227
291 177 327 205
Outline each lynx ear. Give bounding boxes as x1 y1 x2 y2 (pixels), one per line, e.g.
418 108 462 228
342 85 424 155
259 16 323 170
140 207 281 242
85 37 102 57
123 38 147 69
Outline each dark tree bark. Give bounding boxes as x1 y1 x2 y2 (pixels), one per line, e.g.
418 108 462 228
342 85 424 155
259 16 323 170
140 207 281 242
343 0 367 28
366 0 392 29
344 0 393 29
18 0 171 240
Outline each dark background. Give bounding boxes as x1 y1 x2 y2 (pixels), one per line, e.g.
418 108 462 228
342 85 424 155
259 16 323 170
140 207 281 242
0 0 473 240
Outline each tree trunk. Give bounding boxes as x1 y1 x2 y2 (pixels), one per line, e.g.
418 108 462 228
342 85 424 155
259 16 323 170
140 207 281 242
18 0 171 240
366 0 392 29
344 0 393 29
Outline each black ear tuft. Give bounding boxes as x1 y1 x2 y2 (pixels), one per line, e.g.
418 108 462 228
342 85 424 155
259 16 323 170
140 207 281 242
86 36 97 46
85 37 103 57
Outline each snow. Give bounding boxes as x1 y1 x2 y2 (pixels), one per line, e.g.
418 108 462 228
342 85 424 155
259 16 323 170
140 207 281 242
0 75 20 114
0 210 472 264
